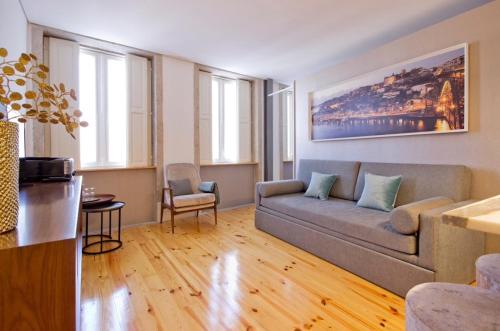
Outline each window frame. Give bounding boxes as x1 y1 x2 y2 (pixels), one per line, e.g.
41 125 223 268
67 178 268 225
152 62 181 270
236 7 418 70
79 47 127 169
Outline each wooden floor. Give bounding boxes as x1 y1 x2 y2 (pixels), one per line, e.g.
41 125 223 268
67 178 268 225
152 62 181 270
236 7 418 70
81 206 405 331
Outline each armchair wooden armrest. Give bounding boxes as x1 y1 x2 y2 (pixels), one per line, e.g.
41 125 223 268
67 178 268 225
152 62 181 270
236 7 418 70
162 187 174 208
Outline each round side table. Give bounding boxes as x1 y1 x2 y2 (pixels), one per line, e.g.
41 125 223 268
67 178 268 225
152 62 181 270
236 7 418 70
83 201 125 255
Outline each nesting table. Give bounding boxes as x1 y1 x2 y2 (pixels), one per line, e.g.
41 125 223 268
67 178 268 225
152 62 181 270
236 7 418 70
443 194 500 289
442 195 500 235
82 201 125 255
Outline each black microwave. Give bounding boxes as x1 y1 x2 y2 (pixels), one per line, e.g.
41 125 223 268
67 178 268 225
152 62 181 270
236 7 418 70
19 157 75 183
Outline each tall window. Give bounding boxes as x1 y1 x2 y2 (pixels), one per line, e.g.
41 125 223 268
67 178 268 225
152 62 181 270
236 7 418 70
79 49 127 168
211 77 238 163
199 73 251 165
284 91 294 161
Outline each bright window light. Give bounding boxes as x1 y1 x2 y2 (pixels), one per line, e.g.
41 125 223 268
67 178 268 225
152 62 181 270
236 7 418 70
79 52 97 166
79 49 127 168
211 79 220 161
211 77 239 163
223 80 238 162
106 57 127 165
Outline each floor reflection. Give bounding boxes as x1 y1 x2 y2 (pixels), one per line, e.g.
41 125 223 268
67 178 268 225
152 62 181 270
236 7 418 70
82 285 130 331
109 286 130 329
81 296 100 331
208 250 240 330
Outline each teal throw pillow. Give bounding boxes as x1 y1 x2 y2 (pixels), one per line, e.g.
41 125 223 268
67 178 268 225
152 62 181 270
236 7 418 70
304 172 337 200
357 173 402 212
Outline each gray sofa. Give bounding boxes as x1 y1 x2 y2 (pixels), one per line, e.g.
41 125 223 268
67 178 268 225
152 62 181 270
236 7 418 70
255 159 485 297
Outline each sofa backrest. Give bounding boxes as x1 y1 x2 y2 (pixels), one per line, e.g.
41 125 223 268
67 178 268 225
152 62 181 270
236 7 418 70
354 162 471 206
298 159 361 200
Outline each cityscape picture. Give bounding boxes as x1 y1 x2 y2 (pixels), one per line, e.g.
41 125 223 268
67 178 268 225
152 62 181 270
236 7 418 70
310 44 468 141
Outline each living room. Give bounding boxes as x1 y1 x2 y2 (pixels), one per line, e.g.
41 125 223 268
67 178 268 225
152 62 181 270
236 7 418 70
0 0 499 330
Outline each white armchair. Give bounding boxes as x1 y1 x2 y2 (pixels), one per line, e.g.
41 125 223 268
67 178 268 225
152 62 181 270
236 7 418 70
161 163 217 233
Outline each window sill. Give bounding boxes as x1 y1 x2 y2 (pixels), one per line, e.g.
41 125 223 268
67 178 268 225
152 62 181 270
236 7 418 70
200 162 258 167
76 165 157 173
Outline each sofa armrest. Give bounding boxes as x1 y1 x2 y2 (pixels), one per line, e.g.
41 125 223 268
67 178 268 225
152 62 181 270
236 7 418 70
255 180 304 206
390 197 453 234
417 199 484 283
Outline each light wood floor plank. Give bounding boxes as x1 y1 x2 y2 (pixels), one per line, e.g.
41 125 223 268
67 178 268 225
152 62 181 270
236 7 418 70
82 206 405 331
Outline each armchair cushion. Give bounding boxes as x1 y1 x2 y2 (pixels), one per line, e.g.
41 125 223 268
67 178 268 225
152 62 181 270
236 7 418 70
172 193 215 208
168 178 194 196
165 163 202 194
390 196 453 234
257 180 304 198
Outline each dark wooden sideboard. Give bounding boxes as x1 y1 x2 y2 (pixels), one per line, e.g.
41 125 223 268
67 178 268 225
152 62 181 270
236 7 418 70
0 177 83 331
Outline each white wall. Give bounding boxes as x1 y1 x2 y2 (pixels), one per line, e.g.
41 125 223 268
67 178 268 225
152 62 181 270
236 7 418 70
1 0 27 155
295 1 500 252
0 0 27 56
200 164 256 209
162 56 195 164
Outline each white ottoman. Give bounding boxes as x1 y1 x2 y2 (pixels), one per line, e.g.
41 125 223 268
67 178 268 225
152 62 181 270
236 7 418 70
476 254 500 293
406 282 500 331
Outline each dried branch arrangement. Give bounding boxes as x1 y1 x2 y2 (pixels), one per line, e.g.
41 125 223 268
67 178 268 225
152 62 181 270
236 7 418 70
0 47 87 138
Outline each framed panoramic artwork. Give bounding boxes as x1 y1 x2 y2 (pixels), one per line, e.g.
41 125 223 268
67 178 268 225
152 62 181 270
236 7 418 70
309 43 468 141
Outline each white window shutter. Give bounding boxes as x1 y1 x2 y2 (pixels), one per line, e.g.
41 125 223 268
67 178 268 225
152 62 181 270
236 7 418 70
127 54 149 167
199 71 212 164
237 80 251 162
48 38 80 167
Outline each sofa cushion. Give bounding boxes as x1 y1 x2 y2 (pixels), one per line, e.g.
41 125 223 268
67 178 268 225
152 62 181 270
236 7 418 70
260 193 417 254
298 159 360 200
354 162 471 206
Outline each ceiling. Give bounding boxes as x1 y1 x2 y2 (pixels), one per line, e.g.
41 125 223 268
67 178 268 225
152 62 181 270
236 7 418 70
20 0 491 83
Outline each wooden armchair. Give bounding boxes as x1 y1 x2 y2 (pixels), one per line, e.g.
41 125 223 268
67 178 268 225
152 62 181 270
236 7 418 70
160 163 217 233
